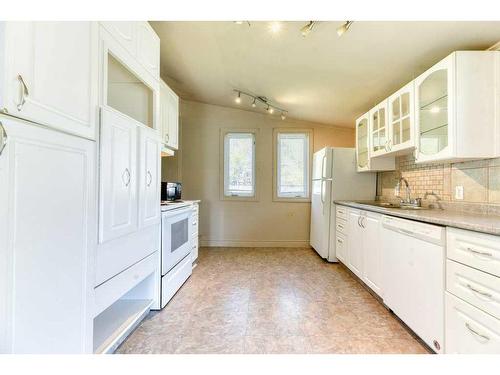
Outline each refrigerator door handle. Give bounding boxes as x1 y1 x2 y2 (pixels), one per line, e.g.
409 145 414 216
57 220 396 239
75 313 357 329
321 154 326 178
320 180 325 205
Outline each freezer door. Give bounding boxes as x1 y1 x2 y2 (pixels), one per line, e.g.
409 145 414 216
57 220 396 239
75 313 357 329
312 147 332 180
310 179 332 259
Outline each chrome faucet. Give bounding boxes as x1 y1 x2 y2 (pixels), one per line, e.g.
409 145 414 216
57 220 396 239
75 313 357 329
395 177 421 207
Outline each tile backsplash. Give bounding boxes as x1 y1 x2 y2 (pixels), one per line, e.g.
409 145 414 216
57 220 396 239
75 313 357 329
377 154 500 214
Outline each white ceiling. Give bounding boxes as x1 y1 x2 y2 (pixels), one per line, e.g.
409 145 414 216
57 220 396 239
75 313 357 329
150 21 500 127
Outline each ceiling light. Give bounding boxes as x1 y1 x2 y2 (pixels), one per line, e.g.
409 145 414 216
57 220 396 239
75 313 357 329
235 91 241 104
336 21 353 36
251 98 257 108
281 112 286 120
267 105 274 114
300 21 316 37
233 89 287 117
269 21 282 34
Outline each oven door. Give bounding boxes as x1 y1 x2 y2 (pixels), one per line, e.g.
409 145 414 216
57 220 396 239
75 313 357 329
161 206 193 275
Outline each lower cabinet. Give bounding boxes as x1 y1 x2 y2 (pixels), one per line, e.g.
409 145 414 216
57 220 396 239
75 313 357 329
190 202 199 263
344 208 383 296
0 116 96 353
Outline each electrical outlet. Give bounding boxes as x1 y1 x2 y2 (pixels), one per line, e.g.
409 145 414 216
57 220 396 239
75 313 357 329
455 185 464 200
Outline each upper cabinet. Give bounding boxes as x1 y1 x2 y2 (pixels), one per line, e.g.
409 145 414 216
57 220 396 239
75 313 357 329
0 22 98 140
100 21 160 81
355 50 499 167
160 79 179 151
356 112 395 172
388 82 415 154
369 100 389 158
415 51 499 163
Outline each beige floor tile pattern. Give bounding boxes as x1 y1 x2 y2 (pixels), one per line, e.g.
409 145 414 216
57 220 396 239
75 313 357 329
116 247 430 354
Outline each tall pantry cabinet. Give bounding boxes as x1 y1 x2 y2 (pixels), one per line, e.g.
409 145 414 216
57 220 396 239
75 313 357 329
0 21 163 354
0 21 99 353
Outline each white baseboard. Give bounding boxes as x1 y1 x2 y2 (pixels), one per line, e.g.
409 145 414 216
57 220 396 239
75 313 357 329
199 239 311 248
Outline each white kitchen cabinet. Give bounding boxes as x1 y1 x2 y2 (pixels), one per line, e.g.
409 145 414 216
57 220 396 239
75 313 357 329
160 79 179 151
100 22 137 58
346 209 383 295
369 100 389 158
387 81 415 154
99 107 139 243
445 292 500 354
100 21 160 80
415 51 500 163
0 22 98 140
355 112 395 172
191 203 200 263
362 213 383 295
347 209 364 278
0 116 96 353
139 127 161 228
137 23 160 79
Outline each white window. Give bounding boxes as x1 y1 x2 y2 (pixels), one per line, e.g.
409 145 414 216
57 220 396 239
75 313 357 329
275 131 311 199
223 132 256 197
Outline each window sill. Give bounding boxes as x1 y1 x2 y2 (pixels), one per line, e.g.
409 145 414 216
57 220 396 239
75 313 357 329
273 197 311 203
220 195 259 202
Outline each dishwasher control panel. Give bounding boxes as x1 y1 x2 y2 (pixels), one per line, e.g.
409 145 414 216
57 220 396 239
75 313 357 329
382 215 445 245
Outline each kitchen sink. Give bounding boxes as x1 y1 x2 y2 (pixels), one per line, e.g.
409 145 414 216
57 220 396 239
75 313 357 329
359 201 428 210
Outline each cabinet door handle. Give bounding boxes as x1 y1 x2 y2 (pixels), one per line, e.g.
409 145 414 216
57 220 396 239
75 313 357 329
465 323 490 341
337 224 344 229
466 284 492 298
360 216 366 228
467 247 493 257
122 168 131 187
165 133 169 143
337 238 343 244
0 121 7 156
17 74 29 111
146 170 152 187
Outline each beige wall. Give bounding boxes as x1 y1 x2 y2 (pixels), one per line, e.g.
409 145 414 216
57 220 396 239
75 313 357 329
162 100 355 247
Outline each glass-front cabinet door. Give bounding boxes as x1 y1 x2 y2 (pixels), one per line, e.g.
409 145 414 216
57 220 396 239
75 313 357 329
388 82 415 153
356 113 369 171
415 55 452 162
369 101 388 157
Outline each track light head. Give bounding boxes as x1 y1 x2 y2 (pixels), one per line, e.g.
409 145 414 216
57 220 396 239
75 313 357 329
251 98 257 108
301 21 316 37
337 21 353 37
268 106 274 114
235 91 241 104
281 112 286 120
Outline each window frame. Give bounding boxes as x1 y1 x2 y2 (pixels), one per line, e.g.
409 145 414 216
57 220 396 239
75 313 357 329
219 128 259 201
273 128 313 202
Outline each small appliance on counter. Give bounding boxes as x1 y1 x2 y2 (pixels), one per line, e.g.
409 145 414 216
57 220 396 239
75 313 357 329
161 181 182 201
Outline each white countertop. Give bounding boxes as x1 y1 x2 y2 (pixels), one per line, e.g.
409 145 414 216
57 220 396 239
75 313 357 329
160 200 200 212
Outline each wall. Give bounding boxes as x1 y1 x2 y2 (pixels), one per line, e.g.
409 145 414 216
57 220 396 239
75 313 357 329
378 154 500 214
162 100 355 247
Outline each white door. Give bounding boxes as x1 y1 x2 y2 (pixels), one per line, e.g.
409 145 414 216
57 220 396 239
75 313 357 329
347 210 363 277
362 214 382 296
139 127 161 228
310 179 331 258
99 107 138 243
1 22 98 139
0 117 95 353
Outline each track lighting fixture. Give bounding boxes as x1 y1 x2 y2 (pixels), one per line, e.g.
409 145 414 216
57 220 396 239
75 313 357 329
336 21 353 36
300 21 316 37
233 89 287 120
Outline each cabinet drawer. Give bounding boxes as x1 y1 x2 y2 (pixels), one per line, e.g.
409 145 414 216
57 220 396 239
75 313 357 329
94 251 158 316
335 232 347 263
445 292 500 354
447 227 500 278
161 254 192 308
336 218 348 235
336 206 347 221
446 260 500 320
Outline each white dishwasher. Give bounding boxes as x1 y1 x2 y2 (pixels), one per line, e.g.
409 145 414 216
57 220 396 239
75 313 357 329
381 215 446 353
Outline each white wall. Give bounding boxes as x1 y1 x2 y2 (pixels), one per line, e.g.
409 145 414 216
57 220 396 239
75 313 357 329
162 100 355 247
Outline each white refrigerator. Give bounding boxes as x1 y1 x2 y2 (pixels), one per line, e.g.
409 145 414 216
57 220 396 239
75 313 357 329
310 147 376 262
